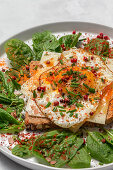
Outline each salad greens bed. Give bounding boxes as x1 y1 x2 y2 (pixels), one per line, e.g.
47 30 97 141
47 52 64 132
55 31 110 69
12 129 113 168
0 30 113 169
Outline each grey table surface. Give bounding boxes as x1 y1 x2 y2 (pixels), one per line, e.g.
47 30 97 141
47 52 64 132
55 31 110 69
1 0 113 169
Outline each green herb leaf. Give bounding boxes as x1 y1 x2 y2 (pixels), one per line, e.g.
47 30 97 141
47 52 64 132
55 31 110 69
45 102 51 108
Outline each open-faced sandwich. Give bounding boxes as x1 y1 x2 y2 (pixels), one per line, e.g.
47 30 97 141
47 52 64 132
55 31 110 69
1 30 113 169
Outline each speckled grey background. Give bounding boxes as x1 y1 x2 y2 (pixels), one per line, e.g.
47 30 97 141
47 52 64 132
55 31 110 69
0 0 113 169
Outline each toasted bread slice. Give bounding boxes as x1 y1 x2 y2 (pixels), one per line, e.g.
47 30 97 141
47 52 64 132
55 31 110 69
25 112 56 130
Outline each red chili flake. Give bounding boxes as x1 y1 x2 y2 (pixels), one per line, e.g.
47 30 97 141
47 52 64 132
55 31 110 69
83 138 86 144
91 69 96 73
54 101 59 106
90 112 94 116
71 58 77 63
101 139 106 143
12 76 16 80
7 79 11 82
29 146 32 150
84 95 88 100
104 35 110 40
0 104 3 108
65 136 68 138
72 30 76 34
2 68 5 72
84 57 88 62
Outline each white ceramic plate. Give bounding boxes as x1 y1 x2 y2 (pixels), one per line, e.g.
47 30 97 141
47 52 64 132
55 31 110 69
0 22 113 170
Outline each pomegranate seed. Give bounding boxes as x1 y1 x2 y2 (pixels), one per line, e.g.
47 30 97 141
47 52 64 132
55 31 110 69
46 60 50 64
0 104 3 108
90 112 94 116
91 56 94 60
101 139 106 143
62 47 66 51
99 33 103 39
26 65 29 70
104 35 110 40
97 35 100 39
84 95 88 100
71 58 77 63
64 98 70 103
84 57 88 62
37 87 41 91
91 69 96 73
12 76 16 80
63 103 66 107
72 30 76 34
94 73 97 76
54 101 59 106
2 68 5 72
58 88 62 92
83 138 86 144
60 99 65 103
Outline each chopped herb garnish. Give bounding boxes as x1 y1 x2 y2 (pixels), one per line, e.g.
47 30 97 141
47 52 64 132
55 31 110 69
83 83 95 93
76 103 83 108
57 106 64 109
34 65 38 70
67 109 77 113
60 60 63 65
53 107 57 112
58 79 62 84
45 102 51 108
60 112 64 116
40 92 44 98
58 67 65 73
59 109 66 112
69 56 73 58
75 113 78 118
33 90 37 98
101 77 105 82
20 70 24 76
69 112 73 117
53 81 57 87
94 97 100 100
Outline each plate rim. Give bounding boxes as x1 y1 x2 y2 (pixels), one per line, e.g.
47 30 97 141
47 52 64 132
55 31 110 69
1 21 113 170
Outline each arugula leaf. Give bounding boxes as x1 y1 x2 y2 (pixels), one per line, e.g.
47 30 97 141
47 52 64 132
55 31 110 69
32 31 60 60
68 146 91 168
87 131 113 164
4 39 33 69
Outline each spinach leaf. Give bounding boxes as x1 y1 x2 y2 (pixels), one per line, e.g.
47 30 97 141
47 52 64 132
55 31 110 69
58 32 82 51
32 31 60 60
12 145 32 158
4 39 33 69
68 146 91 168
101 129 113 146
87 131 113 164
